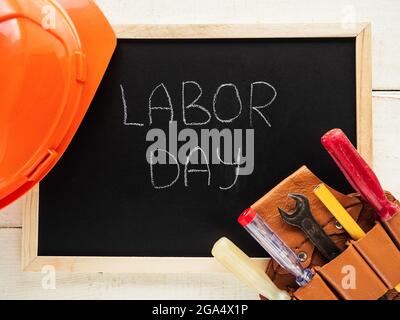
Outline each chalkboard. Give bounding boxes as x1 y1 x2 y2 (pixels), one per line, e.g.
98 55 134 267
25 25 371 272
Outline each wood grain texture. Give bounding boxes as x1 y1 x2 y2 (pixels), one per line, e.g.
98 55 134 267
114 23 367 38
356 24 373 165
95 0 400 90
0 229 258 300
0 200 22 228
23 253 268 274
21 186 38 270
373 92 400 199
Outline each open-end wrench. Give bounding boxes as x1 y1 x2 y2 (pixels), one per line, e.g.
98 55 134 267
278 193 341 261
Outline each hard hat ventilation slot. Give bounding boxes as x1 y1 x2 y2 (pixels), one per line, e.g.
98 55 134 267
75 51 87 82
25 149 58 182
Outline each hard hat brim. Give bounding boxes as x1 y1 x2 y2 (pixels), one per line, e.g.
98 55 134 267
0 0 116 209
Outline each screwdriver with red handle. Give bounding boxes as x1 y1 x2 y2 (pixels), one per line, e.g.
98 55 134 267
321 128 399 221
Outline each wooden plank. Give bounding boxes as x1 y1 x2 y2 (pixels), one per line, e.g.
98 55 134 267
0 229 258 299
0 199 22 228
21 186 39 270
373 91 400 199
114 23 366 39
356 24 373 165
95 0 400 90
24 255 269 274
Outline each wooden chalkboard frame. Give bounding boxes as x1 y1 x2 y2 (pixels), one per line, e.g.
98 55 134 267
22 23 372 273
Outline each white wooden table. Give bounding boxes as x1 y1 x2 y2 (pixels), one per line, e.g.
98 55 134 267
1 0 400 299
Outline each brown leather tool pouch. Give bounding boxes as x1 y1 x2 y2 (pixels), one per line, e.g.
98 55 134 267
292 273 338 300
381 207 400 249
253 166 400 300
314 244 388 300
352 222 400 289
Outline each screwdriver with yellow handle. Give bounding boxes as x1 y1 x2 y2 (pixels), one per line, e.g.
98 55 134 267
314 183 400 292
212 237 291 300
314 184 365 240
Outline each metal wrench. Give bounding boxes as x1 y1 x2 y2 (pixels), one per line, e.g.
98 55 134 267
278 193 341 261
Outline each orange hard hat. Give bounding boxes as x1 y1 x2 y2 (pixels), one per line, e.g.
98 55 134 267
0 0 116 209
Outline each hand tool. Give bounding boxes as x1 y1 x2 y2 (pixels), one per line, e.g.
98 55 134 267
212 237 291 300
314 183 366 240
314 183 400 292
278 194 341 261
321 128 400 221
238 208 313 286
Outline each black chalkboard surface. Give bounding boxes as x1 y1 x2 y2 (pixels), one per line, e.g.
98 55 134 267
38 37 357 258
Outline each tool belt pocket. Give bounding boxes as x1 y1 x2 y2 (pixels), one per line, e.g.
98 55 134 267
304 221 400 300
312 242 388 300
351 222 400 290
381 205 400 249
293 221 400 300
292 273 338 300
255 166 400 300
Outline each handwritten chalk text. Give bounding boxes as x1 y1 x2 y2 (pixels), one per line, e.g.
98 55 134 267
120 80 277 189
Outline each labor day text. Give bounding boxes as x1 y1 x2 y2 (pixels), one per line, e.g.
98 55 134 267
120 80 277 190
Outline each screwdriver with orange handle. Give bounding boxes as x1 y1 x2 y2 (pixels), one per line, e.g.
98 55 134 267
321 128 400 221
